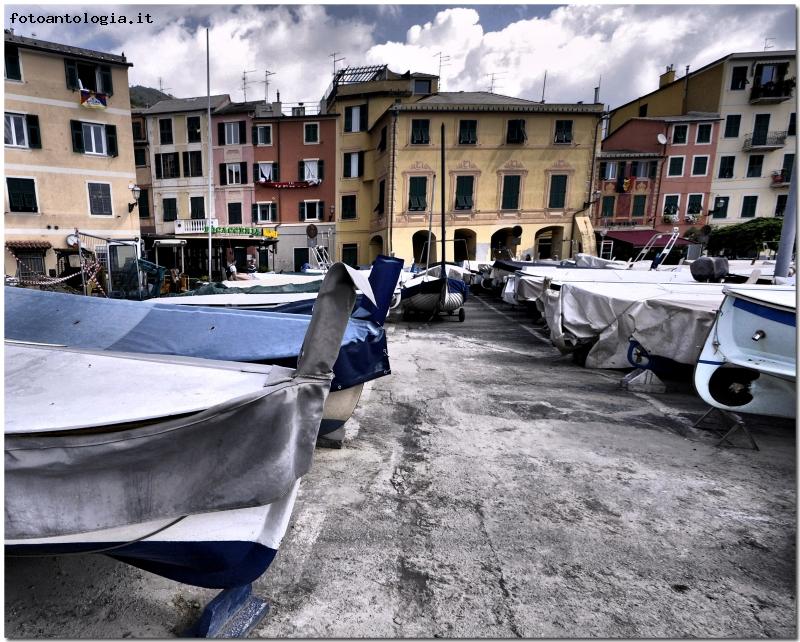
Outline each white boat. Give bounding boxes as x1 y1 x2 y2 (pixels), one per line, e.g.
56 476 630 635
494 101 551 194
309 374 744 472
694 285 796 418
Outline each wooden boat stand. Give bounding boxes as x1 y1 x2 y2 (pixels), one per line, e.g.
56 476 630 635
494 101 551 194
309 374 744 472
693 407 759 451
183 583 269 638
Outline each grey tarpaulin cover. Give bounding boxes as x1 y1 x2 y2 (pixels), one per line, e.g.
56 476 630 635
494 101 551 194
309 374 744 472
5 263 373 540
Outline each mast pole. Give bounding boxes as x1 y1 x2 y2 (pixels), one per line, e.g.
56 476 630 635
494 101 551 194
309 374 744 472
440 122 446 275
206 28 213 282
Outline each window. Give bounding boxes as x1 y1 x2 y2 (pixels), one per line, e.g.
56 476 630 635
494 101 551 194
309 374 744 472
87 182 112 216
632 161 650 178
667 156 684 177
691 156 708 176
375 179 386 215
5 44 21 81
134 147 147 167
344 105 367 133
696 123 712 144
304 122 319 144
299 159 323 182
741 195 758 218
458 120 477 145
138 188 149 219
454 176 474 210
187 196 205 220
687 194 703 215
159 118 173 145
155 153 180 179
746 155 763 178
16 251 46 278
377 126 387 152
631 194 647 218
724 114 741 138
601 162 617 180
6 177 37 212
64 59 113 94
228 202 242 224
224 122 242 145
254 125 272 145
410 119 430 145
663 194 679 217
253 202 277 223
783 153 795 179
182 151 203 178
789 113 796 137
408 176 427 211
299 200 323 221
255 162 277 182
69 121 117 156
413 79 431 94
501 175 521 210
83 123 108 155
343 151 364 178
672 124 688 144
554 120 573 144
601 195 615 217
131 120 144 141
4 113 27 147
341 243 359 267
548 175 568 209
187 116 201 143
226 163 242 185
712 196 729 219
506 119 527 144
638 104 648 117
718 156 735 179
162 197 177 222
775 194 788 217
730 66 748 90
341 194 357 220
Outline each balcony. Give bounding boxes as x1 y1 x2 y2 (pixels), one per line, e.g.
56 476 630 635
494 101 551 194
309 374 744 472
743 130 787 151
174 218 218 234
749 78 795 104
770 169 791 188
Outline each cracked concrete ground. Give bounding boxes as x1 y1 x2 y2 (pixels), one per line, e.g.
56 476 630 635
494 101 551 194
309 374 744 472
4 290 796 638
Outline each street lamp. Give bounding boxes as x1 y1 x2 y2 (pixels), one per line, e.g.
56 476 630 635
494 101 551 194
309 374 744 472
128 183 142 213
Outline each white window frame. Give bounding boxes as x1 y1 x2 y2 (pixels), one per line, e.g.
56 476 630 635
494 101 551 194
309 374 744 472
671 124 689 146
633 161 650 178
255 125 272 146
603 162 617 180
303 199 320 221
4 112 28 148
226 163 242 185
224 121 240 145
695 123 713 145
344 152 360 179
667 155 685 177
82 121 107 156
686 193 704 217
5 175 39 214
256 162 274 182
303 121 320 144
86 180 113 217
303 159 320 183
255 201 277 223
662 193 681 216
346 105 362 133
691 155 709 177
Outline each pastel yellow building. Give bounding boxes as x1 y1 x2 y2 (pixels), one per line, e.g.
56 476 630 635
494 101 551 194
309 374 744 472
4 30 140 279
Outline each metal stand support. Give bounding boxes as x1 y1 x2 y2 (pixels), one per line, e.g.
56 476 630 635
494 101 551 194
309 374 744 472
184 583 269 638
693 407 759 451
620 368 667 393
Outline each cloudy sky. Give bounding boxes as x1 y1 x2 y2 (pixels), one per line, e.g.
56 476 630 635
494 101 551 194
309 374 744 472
4 3 796 109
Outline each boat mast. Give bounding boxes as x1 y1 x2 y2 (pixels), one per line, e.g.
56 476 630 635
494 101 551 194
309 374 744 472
440 122 446 276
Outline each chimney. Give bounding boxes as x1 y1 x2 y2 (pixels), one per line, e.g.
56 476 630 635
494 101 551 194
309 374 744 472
593 86 600 104
659 64 676 88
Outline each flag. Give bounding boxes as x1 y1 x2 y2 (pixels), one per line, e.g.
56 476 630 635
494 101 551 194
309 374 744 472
80 89 107 109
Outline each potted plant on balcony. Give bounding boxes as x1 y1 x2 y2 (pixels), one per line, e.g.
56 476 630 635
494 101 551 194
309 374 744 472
663 204 678 224
771 170 787 184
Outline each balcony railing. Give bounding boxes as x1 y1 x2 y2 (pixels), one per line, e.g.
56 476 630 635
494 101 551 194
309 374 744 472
743 130 787 151
771 169 791 187
749 78 795 103
174 218 218 234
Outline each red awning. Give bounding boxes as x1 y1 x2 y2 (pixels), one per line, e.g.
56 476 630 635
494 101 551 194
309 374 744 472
6 240 52 250
602 230 696 248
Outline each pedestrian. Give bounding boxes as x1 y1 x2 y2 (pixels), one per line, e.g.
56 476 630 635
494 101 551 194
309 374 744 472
228 261 237 280
247 258 257 279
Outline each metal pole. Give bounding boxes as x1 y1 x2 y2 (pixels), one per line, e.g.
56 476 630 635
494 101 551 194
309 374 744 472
774 162 796 278
207 28 214 282
440 123 446 273
76 228 87 296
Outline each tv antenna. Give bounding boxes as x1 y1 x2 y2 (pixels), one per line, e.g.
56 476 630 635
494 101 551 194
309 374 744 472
540 70 547 103
330 51 345 77
764 37 775 51
258 69 276 102
158 77 172 95
241 69 257 101
434 51 451 90
486 72 505 93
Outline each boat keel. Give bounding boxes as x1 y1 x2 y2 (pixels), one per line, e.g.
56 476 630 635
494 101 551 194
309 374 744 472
184 583 269 638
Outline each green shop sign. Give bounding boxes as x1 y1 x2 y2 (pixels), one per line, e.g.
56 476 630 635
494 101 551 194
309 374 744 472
204 227 279 239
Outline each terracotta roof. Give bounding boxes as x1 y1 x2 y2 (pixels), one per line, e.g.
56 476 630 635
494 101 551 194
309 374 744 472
6 240 52 250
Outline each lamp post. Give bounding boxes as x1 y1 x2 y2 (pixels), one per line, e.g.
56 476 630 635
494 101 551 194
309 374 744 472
127 183 141 213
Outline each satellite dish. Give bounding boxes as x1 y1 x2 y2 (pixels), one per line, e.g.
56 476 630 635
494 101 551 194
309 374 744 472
306 223 318 239
657 133 668 145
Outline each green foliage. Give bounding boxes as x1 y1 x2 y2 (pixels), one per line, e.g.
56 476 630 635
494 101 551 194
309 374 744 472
706 218 783 258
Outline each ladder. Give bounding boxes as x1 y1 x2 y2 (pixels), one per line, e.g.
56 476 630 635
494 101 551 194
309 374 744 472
310 230 333 270
599 239 614 260
630 227 680 269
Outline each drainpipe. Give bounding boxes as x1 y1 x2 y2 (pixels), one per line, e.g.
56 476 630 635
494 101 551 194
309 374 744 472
388 107 398 256
682 65 690 114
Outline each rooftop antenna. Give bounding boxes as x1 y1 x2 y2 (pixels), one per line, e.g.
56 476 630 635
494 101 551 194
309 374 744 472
434 51 451 90
540 70 547 103
158 77 171 95
241 69 257 101
764 37 775 51
330 51 345 78
260 69 276 102
486 72 505 93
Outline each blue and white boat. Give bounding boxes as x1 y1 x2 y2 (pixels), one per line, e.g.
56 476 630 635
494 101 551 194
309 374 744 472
694 285 796 418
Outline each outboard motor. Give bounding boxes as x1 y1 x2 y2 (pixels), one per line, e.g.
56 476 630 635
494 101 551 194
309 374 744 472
690 256 729 283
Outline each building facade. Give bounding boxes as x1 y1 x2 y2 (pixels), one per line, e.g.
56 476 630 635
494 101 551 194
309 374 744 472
4 31 139 279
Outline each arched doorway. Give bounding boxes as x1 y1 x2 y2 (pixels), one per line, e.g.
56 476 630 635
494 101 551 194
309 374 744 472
490 227 520 260
534 226 565 260
369 235 384 262
412 230 437 265
453 228 476 262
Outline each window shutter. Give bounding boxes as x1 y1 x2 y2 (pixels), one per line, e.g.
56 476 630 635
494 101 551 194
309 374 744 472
273 163 279 181
359 104 368 132
183 152 191 178
240 162 248 184
615 162 626 192
70 120 84 153
318 201 325 219
219 163 227 186
252 203 258 223
239 121 247 144
343 154 351 178
64 60 79 90
253 164 259 181
649 160 657 179
599 161 606 180
5 45 21 80
252 126 258 145
154 155 163 179
317 160 324 180
217 122 225 145
99 65 113 95
630 161 638 177
358 151 364 177
102 124 117 157
344 107 352 132
548 175 567 209
26 115 41 149
299 202 306 221
298 161 305 181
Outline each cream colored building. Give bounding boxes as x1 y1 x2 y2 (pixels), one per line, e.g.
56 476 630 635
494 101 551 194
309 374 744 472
4 31 140 278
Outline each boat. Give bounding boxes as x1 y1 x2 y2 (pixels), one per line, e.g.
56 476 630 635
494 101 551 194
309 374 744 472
5 263 371 593
400 124 468 321
694 285 796 418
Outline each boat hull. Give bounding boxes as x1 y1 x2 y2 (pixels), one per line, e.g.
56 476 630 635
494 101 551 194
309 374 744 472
400 277 468 314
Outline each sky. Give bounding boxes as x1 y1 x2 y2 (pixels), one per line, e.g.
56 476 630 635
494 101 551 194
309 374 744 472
4 3 797 109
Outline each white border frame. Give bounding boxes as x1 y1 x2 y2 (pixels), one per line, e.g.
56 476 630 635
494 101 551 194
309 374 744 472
86 180 114 217
302 199 321 222
254 200 278 224
695 123 713 145
223 120 241 146
254 124 273 147
691 155 710 177
4 111 29 148
666 155 685 177
670 123 689 146
5 174 40 215
662 193 681 217
225 162 243 185
303 121 320 145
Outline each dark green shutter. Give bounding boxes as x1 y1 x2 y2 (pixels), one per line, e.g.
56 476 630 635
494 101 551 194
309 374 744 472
599 162 606 180
7 178 37 212
218 122 225 145
273 163 279 181
253 163 259 181
358 151 364 177
615 162 626 192
344 107 352 132
26 115 41 149
359 105 368 131
5 45 21 81
299 202 305 221
548 175 567 209
318 200 325 220
298 161 305 181
106 125 118 157
240 162 248 183
239 121 247 144
155 154 163 179
219 163 227 186
252 203 258 223
632 195 646 217
99 65 113 95
501 175 520 209
630 161 638 177
70 120 84 153
139 188 149 218
318 160 324 180
343 153 351 178
64 60 79 90
184 152 191 178
649 160 658 179
252 126 258 145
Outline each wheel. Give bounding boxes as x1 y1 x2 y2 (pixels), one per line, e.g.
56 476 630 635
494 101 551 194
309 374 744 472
458 308 466 322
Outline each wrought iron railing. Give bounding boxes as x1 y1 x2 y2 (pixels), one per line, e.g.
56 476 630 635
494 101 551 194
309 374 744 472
749 78 795 102
743 130 787 150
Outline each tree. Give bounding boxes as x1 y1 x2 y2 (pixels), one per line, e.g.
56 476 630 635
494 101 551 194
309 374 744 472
706 218 783 258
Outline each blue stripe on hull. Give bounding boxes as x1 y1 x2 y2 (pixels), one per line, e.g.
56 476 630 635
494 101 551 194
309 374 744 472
318 417 345 436
733 297 796 327
6 541 277 590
